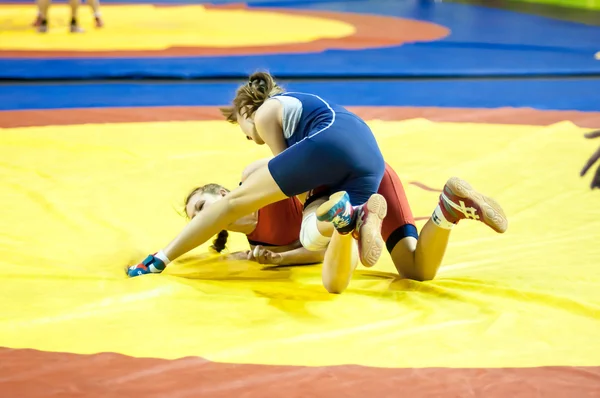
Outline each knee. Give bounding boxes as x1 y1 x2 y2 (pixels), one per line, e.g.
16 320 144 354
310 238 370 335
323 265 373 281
322 276 348 294
300 212 331 252
393 257 437 282
408 272 435 282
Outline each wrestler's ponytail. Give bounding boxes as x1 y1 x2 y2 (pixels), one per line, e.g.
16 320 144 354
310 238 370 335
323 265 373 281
220 71 284 124
210 230 229 253
183 183 230 254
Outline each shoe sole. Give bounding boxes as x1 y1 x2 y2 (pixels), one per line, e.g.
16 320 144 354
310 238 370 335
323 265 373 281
317 192 387 267
445 177 508 234
359 193 387 268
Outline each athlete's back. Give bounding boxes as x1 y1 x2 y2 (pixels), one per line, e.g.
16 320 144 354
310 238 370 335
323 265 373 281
272 92 362 146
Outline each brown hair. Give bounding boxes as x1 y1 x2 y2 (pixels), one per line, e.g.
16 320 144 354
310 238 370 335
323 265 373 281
184 183 230 253
220 71 285 124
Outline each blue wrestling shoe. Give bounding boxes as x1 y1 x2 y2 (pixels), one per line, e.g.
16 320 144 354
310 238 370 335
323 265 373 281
126 254 166 278
317 191 388 268
316 191 356 234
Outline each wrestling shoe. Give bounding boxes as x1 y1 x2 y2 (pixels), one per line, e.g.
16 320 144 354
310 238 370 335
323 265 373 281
316 191 356 233
70 22 84 33
351 193 387 268
126 254 165 278
317 191 387 268
438 177 508 233
32 15 42 27
37 20 48 33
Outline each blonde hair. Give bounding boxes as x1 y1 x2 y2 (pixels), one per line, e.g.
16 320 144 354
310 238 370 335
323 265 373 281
220 71 284 124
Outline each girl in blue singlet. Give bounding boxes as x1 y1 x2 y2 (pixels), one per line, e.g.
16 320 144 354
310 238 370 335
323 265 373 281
127 71 389 293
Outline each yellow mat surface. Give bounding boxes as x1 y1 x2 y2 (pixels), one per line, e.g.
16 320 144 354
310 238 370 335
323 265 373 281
0 5 353 50
0 119 599 368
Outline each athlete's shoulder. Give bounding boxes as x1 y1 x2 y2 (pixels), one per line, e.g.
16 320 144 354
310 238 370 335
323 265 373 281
257 97 282 115
275 92 316 100
286 92 339 107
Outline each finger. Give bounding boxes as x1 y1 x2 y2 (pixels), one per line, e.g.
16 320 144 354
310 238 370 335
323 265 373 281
584 130 600 139
253 245 262 259
258 250 274 265
580 145 600 176
254 247 268 263
255 252 267 264
261 250 280 265
263 251 274 264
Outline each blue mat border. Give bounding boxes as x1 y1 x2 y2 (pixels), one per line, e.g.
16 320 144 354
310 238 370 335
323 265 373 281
1 79 599 111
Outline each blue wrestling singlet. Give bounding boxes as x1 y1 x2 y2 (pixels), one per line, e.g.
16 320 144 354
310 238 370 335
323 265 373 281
267 92 385 205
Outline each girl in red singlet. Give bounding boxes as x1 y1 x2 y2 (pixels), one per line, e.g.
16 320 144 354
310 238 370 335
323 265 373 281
183 159 507 293
184 183 324 266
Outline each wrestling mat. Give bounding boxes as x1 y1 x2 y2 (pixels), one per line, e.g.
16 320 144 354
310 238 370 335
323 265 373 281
1 0 600 395
1 103 599 397
1 0 599 79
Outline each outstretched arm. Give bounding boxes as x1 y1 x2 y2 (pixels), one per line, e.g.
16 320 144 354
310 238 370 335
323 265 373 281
127 164 288 277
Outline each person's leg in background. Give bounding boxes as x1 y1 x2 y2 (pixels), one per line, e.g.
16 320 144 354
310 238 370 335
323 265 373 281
87 0 104 27
34 0 51 32
69 0 83 33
